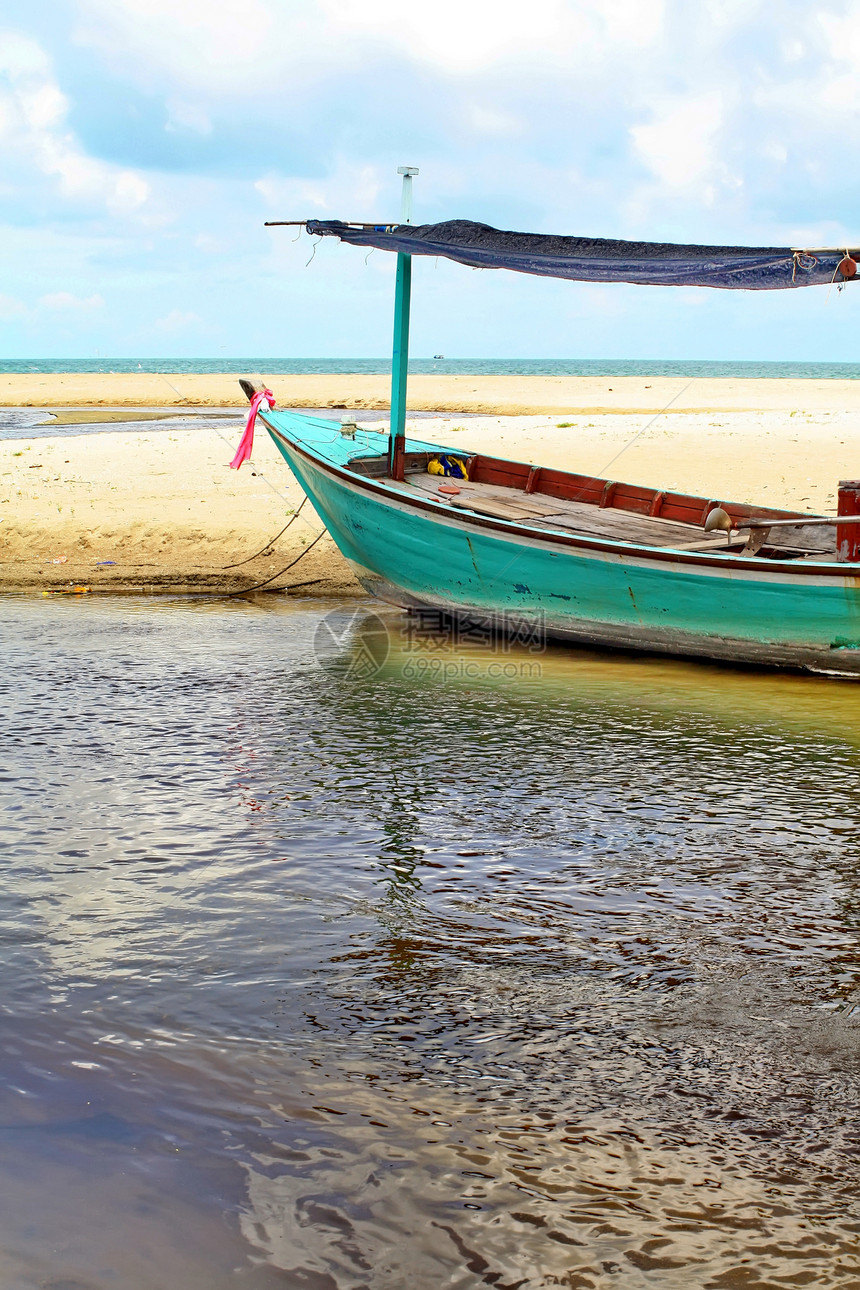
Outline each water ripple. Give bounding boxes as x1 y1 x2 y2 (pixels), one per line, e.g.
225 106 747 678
1 596 860 1287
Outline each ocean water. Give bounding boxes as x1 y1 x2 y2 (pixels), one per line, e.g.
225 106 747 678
2 593 860 1289
7 357 860 378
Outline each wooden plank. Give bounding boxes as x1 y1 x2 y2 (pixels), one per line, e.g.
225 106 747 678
405 474 564 517
390 450 812 532
528 495 693 536
527 510 697 545
449 497 538 521
668 536 749 552
508 498 567 517
398 470 832 552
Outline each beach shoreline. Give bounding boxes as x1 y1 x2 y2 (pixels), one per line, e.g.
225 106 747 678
2 398 859 594
8 371 860 414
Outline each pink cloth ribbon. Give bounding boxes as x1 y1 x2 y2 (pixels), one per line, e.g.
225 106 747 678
230 388 275 469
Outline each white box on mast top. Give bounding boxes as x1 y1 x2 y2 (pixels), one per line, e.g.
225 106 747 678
397 166 419 224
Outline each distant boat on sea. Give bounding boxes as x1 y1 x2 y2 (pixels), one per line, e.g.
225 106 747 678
248 182 860 675
433 353 444 359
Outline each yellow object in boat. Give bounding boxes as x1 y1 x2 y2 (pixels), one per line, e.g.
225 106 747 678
428 455 469 479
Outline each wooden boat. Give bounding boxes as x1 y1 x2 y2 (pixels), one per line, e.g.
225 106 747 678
245 180 860 675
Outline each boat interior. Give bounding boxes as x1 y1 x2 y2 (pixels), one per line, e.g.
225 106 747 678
348 449 836 560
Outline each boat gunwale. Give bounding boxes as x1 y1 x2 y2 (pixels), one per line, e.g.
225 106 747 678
261 413 858 580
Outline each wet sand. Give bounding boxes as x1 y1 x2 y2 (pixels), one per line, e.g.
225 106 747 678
2 401 859 592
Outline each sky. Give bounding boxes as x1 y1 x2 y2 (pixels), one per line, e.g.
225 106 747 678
2 0 860 360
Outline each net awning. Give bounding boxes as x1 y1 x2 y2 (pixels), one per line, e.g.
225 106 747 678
305 218 858 291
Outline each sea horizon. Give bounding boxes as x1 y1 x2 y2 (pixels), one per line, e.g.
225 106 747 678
7 357 860 379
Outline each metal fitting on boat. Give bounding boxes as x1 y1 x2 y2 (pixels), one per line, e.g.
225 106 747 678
340 415 357 438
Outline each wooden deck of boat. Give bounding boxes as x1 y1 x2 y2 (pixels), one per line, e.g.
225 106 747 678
390 469 837 558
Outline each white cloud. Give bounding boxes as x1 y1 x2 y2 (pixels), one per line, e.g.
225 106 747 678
630 92 735 199
39 292 105 310
165 98 212 135
780 35 806 63
468 106 522 138
324 0 666 73
19 81 67 131
763 141 788 164
0 31 51 79
193 233 229 254
155 308 202 331
597 0 665 46
323 0 552 73
818 3 860 67
110 170 150 213
255 162 384 219
0 293 27 318
702 0 767 27
73 0 667 90
75 0 274 89
0 29 150 215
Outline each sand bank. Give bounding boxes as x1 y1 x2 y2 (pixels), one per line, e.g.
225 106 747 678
0 420 356 595
2 406 859 594
7 371 860 414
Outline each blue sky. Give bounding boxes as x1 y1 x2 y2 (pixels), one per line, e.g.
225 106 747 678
2 0 860 360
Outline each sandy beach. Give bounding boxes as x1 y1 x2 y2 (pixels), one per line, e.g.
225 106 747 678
6 371 860 415
0 417 349 595
3 378 860 593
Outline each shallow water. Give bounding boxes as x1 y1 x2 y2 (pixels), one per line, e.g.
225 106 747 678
0 408 474 442
2 595 860 1289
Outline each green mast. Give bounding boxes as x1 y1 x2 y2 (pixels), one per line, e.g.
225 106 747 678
388 166 418 480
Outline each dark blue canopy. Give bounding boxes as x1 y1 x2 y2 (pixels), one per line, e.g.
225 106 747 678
306 219 858 290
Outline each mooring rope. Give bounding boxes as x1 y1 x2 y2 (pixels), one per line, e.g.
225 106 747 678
224 528 328 597
220 495 309 569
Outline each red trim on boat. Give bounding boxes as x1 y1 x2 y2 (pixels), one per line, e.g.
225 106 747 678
262 418 855 579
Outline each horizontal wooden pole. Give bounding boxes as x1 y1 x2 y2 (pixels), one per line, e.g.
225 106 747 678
738 515 851 529
264 220 393 228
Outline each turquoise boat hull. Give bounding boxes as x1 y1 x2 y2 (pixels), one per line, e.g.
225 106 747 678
262 410 860 674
